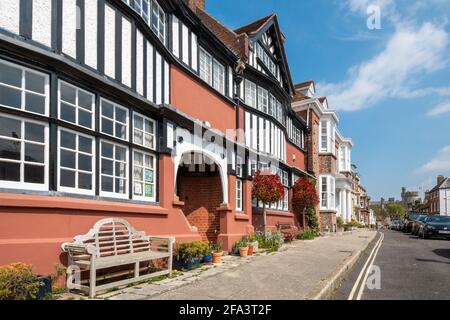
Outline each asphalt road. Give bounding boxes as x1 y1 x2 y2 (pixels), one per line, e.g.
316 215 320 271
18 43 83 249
333 229 450 300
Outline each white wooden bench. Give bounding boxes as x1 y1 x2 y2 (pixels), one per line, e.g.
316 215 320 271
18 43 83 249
61 218 175 298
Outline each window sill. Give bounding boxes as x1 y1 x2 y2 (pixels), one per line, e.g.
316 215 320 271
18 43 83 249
0 193 169 216
235 213 249 221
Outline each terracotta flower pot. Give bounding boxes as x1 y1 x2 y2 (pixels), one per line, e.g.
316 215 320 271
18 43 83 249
212 251 223 264
247 245 254 256
239 247 249 257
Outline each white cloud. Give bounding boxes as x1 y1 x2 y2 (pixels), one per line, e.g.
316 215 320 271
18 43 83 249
319 22 449 111
418 146 450 173
428 101 450 116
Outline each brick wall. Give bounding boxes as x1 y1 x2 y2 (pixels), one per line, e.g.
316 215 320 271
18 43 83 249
319 155 336 175
177 173 223 243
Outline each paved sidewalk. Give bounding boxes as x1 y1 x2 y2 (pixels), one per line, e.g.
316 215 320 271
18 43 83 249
101 230 377 300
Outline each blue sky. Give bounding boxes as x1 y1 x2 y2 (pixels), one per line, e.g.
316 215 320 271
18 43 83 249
207 0 450 201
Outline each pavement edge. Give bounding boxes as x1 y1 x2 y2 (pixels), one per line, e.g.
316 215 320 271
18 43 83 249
310 230 379 300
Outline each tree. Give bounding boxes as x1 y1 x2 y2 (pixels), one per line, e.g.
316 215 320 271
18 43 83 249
252 170 284 232
386 203 405 219
292 177 320 233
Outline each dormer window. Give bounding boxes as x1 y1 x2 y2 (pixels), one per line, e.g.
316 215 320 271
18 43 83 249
124 0 166 43
256 43 278 78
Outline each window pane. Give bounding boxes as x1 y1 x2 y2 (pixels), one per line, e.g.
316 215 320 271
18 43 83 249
60 169 76 188
78 91 93 111
115 123 126 139
134 115 143 130
25 143 44 163
61 103 76 123
0 63 22 87
60 130 76 149
61 150 76 168
134 166 143 180
144 119 153 133
115 108 127 123
101 118 114 135
134 130 143 145
101 101 114 118
134 182 143 196
61 83 76 104
101 142 113 158
25 92 46 114
78 136 92 154
115 178 126 194
0 85 22 109
101 176 113 192
25 71 46 94
0 116 21 139
134 151 143 165
101 159 113 175
78 109 92 128
0 139 21 160
78 173 92 190
115 162 126 177
24 164 44 184
78 154 92 172
0 161 20 182
115 146 126 161
25 122 44 143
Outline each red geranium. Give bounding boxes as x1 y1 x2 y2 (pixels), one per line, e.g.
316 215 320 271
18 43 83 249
252 170 285 205
292 177 319 214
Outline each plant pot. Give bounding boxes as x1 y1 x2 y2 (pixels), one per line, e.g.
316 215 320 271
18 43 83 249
239 247 249 257
231 247 239 256
247 245 254 256
35 276 52 300
212 252 223 264
203 255 213 264
173 258 201 271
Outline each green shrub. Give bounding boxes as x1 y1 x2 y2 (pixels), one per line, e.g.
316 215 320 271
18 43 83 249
337 216 345 229
252 231 284 252
305 206 319 234
233 238 249 249
297 229 316 240
0 263 43 300
174 241 209 263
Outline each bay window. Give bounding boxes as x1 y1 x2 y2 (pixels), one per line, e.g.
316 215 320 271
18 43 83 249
58 128 95 195
0 113 48 190
258 87 268 113
0 59 49 116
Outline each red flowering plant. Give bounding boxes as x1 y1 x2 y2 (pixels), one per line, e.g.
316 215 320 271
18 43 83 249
252 170 285 232
292 177 320 233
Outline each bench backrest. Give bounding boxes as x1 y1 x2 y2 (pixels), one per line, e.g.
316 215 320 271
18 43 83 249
72 218 152 258
277 223 294 230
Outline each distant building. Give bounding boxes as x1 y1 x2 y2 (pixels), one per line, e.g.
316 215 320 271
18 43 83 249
401 187 421 209
427 176 450 216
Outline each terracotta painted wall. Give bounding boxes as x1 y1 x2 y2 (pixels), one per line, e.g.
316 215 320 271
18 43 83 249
286 141 307 172
171 66 236 134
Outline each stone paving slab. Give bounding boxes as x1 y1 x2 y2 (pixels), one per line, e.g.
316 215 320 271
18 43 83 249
100 230 376 300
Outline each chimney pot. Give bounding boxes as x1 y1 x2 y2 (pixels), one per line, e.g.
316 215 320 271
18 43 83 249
437 175 445 185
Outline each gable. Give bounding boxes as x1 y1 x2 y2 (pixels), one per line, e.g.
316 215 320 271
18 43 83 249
242 17 294 95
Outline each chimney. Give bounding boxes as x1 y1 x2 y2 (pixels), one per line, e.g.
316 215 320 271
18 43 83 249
185 0 205 11
437 175 445 185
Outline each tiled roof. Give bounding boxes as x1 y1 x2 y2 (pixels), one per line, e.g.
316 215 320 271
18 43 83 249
234 14 275 35
430 177 450 191
292 92 309 102
294 80 314 90
190 7 249 61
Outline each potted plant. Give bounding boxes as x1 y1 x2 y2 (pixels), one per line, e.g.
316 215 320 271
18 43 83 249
203 245 213 264
235 239 249 257
231 242 240 256
210 242 223 264
247 234 259 253
173 241 208 271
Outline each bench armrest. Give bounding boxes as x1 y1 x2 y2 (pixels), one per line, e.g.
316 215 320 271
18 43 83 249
61 243 96 255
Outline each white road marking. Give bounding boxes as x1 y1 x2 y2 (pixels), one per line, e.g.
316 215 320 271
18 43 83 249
356 232 384 300
348 232 384 300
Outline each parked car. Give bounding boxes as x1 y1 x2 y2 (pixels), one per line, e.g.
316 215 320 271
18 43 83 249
418 216 450 240
411 215 429 236
389 220 399 230
403 213 420 233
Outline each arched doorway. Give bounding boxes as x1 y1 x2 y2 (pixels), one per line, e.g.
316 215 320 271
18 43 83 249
176 153 224 243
